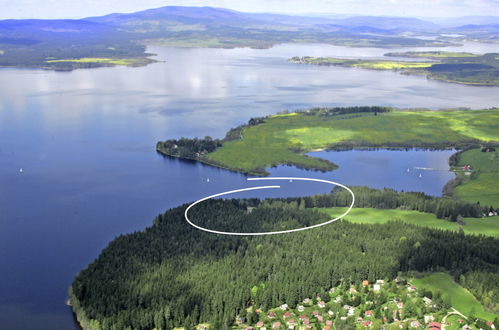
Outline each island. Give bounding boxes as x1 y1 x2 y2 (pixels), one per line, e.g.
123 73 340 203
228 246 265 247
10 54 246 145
289 52 499 86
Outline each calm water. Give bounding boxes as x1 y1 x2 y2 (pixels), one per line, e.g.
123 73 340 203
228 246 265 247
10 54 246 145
0 42 497 329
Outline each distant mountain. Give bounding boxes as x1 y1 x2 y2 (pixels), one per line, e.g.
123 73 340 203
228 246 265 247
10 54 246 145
449 24 499 33
0 6 478 70
429 16 499 27
82 6 440 34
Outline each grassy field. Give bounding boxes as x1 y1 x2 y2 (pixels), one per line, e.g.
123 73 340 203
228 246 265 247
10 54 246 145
453 148 499 208
46 57 142 66
289 56 432 70
412 273 498 321
319 207 499 236
205 109 499 175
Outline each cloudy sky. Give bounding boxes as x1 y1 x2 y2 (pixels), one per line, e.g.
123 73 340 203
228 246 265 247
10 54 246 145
1 0 498 19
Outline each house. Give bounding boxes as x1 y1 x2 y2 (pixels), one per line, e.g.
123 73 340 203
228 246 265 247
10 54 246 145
410 320 421 328
463 165 472 171
357 317 364 322
365 310 373 317
334 296 342 303
267 312 277 319
303 319 310 325
348 308 355 316
303 298 312 305
324 326 331 330
423 297 432 305
362 321 373 327
256 321 264 328
326 320 333 326
424 315 434 324
376 280 385 285
327 310 334 316
461 325 472 330
349 287 358 294
272 322 281 329
340 316 347 321
297 305 305 312
280 304 288 311
255 309 262 314
199 326 207 330
362 280 369 287
429 321 441 329
486 321 496 329
318 301 326 308
396 302 404 309
407 285 417 292
317 315 324 322
298 315 307 321
283 312 292 319
287 319 297 326
373 284 381 292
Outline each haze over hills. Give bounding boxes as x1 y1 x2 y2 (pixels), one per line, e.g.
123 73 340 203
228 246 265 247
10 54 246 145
0 6 497 70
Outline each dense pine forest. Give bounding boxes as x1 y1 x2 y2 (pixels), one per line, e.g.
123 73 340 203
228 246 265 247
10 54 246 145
71 194 499 330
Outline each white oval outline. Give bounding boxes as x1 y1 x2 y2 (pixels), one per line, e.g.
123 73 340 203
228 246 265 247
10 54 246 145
184 177 355 236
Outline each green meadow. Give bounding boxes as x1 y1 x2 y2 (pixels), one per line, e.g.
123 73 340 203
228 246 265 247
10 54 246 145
453 148 499 208
319 207 499 237
206 109 499 175
412 273 498 321
46 57 141 66
289 56 432 70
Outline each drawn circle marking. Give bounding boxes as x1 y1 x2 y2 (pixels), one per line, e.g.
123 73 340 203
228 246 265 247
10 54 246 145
184 177 355 236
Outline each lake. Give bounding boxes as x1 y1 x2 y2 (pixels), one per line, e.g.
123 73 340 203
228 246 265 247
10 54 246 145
0 42 497 329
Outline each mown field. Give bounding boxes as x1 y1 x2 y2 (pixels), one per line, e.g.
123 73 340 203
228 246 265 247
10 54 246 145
412 272 498 321
453 148 499 208
319 207 499 236
205 109 499 175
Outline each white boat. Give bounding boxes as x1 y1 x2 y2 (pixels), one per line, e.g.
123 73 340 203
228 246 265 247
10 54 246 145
19 168 23 173
418 173 422 178
206 178 210 182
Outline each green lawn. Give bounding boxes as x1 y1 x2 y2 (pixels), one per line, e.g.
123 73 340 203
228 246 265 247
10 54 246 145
412 273 498 321
206 109 499 175
319 207 499 236
453 148 499 208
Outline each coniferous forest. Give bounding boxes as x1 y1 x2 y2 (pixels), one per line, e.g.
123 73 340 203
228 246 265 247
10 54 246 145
71 194 499 330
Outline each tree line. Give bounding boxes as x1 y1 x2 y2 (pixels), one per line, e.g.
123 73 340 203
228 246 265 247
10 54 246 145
71 197 499 330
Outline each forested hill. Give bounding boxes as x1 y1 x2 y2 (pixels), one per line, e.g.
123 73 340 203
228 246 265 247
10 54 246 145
0 6 473 70
71 196 499 329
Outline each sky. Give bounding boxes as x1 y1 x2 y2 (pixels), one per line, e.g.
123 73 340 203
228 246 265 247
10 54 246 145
0 0 498 19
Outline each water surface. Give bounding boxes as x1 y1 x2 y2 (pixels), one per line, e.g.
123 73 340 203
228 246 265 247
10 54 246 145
0 42 496 329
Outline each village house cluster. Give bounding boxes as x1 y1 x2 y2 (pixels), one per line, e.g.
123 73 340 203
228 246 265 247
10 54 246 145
229 278 496 330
